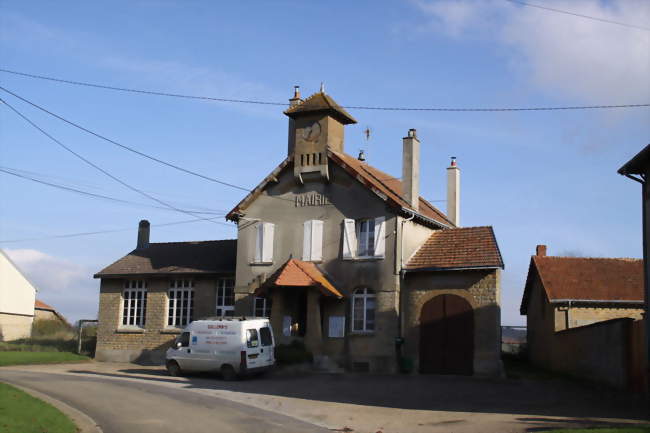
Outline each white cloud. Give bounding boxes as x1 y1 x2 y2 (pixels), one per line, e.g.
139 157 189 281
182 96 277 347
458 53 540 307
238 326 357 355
413 0 650 103
5 249 98 324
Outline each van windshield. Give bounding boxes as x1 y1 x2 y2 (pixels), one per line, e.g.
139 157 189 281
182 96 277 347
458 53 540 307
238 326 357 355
260 327 272 347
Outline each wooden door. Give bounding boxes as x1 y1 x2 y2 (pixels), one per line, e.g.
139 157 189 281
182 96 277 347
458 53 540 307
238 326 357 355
419 294 474 375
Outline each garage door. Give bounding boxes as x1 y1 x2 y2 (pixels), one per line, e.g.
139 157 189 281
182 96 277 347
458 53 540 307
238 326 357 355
419 294 474 375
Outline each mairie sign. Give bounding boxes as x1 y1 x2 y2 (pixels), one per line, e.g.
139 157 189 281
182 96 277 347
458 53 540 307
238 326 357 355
295 192 331 207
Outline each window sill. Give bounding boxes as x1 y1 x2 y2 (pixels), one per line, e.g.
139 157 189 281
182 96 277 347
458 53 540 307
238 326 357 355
342 256 384 262
349 331 375 336
116 327 145 334
160 328 183 334
249 261 273 266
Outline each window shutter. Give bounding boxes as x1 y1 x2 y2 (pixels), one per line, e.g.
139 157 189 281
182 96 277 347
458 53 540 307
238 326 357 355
302 220 312 261
262 222 275 263
342 218 357 259
254 222 263 263
311 220 323 261
373 216 386 258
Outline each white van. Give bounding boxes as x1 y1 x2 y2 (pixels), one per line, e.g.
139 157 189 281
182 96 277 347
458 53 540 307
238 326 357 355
165 317 275 380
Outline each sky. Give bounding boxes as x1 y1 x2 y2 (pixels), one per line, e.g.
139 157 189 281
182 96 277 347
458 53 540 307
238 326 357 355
0 0 648 326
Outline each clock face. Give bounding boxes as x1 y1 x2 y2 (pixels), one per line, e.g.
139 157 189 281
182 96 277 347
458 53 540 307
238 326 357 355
301 121 321 142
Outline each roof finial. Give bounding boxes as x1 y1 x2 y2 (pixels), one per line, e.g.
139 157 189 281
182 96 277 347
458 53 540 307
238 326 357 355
320 82 325 93
358 149 366 162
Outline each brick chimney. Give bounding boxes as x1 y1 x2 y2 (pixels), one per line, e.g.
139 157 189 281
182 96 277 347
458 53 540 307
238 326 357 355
536 244 547 257
402 129 420 211
446 157 460 226
137 220 150 249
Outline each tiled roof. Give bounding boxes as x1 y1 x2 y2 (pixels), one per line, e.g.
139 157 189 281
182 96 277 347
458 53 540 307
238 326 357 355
283 92 357 125
405 226 504 271
94 240 236 278
226 151 454 229
257 259 343 298
520 255 644 314
330 151 454 227
35 299 55 311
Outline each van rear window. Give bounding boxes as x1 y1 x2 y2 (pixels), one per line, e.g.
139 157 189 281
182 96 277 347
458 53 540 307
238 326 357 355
260 327 272 347
247 329 259 348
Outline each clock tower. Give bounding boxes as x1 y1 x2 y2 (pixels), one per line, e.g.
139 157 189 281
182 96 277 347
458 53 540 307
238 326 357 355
284 86 357 183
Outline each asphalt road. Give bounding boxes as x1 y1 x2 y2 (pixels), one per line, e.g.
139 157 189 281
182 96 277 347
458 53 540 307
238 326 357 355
0 369 328 433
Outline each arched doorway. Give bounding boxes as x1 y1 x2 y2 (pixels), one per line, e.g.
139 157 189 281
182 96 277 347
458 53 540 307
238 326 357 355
419 294 474 375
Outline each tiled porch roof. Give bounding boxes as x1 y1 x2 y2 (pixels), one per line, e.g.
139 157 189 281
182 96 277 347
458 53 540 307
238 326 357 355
257 259 343 298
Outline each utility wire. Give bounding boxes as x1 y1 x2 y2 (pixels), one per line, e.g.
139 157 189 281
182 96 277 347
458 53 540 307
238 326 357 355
504 0 650 32
0 86 250 192
1 69 648 111
0 86 295 204
0 97 231 226
0 217 233 243
0 167 225 215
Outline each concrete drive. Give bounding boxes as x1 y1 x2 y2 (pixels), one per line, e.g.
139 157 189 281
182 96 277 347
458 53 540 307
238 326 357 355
1 362 648 433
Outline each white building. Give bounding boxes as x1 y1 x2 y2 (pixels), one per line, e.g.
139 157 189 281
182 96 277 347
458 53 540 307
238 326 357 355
0 249 37 341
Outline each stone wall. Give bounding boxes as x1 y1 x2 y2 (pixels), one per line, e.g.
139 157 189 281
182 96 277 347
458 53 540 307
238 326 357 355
402 269 502 377
96 275 227 363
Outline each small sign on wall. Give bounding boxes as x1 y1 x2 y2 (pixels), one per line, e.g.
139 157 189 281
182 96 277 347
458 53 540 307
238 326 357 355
282 316 292 337
328 316 345 338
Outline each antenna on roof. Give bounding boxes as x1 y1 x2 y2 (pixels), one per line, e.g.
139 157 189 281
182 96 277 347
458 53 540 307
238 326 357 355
358 126 371 162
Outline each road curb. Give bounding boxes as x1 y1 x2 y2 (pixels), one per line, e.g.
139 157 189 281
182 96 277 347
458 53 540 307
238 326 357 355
5 381 103 433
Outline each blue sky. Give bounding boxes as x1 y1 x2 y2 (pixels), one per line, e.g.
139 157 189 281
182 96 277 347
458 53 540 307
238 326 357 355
0 0 648 325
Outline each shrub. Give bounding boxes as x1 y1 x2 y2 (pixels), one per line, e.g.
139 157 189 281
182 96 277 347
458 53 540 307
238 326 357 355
32 320 73 339
274 340 313 365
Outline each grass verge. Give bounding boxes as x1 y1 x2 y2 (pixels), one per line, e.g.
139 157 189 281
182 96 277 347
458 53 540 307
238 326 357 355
0 351 88 367
0 382 77 433
546 427 650 433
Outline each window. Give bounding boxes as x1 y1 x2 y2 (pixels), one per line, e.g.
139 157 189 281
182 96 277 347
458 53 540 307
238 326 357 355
216 278 235 317
246 329 259 348
352 288 375 332
302 220 323 261
342 217 385 259
260 327 273 347
122 280 147 327
357 219 375 257
254 296 272 318
254 222 275 263
168 280 194 327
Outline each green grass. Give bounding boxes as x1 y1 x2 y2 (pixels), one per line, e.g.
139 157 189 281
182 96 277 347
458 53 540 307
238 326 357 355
0 351 88 366
546 427 650 433
0 382 77 433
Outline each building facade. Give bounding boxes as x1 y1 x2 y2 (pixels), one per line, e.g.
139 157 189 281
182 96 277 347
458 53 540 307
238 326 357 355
94 89 504 375
0 249 36 341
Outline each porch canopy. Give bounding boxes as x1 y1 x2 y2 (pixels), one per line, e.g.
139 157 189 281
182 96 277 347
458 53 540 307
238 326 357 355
255 259 343 298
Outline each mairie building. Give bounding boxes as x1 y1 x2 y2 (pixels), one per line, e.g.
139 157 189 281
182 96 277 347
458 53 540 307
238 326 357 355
94 88 504 376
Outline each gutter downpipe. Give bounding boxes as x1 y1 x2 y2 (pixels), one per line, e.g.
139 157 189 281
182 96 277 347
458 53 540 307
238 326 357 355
397 212 416 368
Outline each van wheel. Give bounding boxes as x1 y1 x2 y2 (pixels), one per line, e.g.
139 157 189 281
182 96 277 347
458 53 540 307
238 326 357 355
221 365 237 381
166 361 182 377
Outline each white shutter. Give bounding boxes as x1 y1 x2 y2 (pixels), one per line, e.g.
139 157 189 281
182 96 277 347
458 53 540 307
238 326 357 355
254 222 263 263
262 222 275 263
311 220 323 261
373 216 386 258
342 218 357 259
302 220 312 261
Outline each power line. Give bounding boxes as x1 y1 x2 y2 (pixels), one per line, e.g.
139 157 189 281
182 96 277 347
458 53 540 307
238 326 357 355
0 86 295 204
1 68 648 111
504 0 650 32
0 97 231 226
0 167 225 215
0 217 233 243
